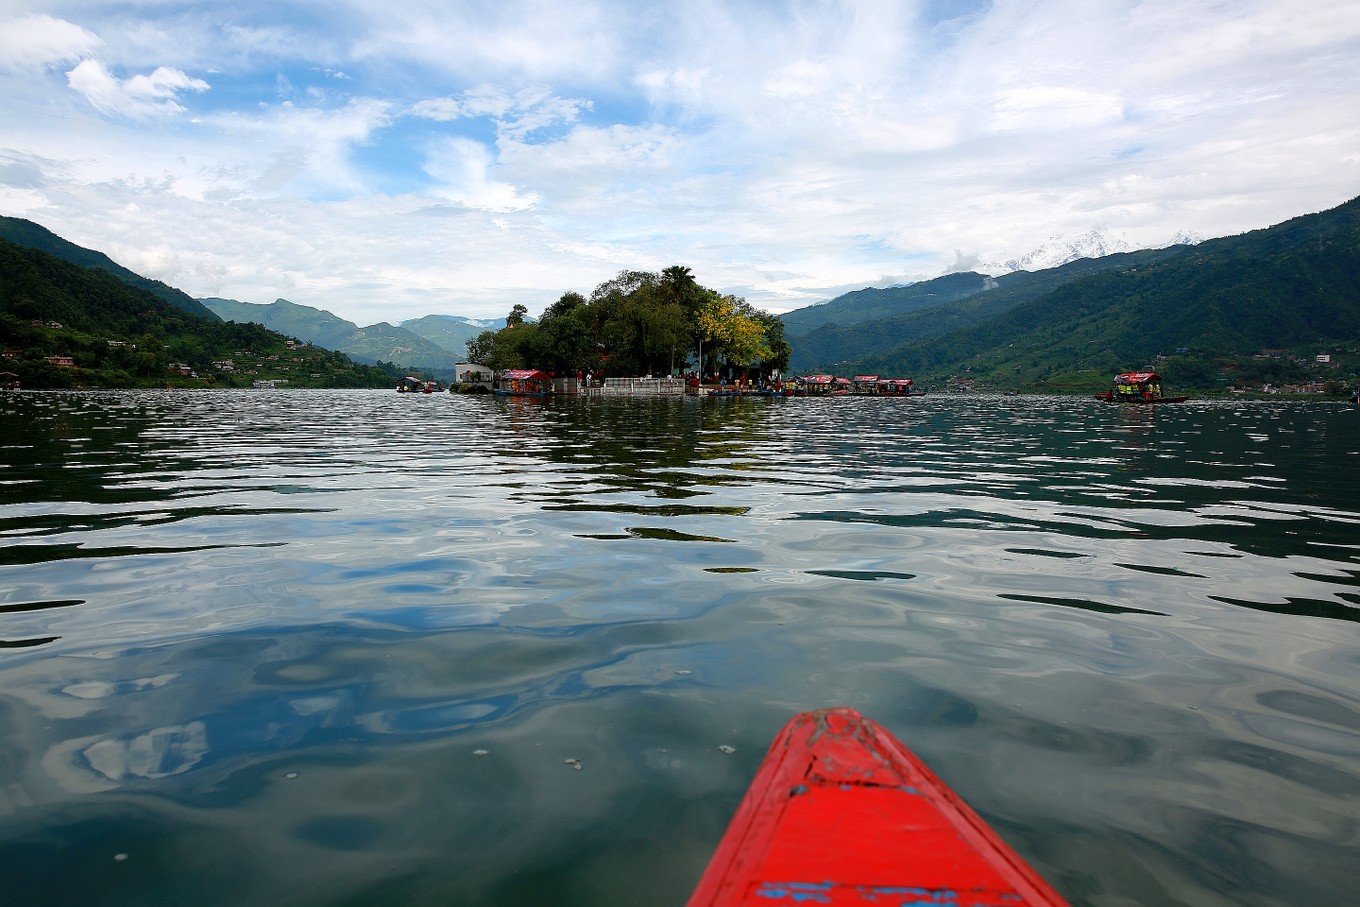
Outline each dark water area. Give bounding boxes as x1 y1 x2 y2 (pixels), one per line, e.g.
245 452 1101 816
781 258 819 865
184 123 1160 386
1 389 1357 907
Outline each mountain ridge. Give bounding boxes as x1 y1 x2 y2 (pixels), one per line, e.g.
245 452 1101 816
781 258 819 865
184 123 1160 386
0 238 397 388
0 216 218 321
809 196 1360 388
199 297 462 372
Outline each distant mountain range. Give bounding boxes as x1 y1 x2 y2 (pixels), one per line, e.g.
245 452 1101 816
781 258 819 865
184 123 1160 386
4 197 1357 392
198 297 499 371
985 228 1205 274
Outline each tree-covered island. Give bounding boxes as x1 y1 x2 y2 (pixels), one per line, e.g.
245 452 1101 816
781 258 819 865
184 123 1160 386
465 266 791 380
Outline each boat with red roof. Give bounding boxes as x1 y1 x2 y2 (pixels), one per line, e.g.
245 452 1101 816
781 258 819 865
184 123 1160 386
1095 370 1188 403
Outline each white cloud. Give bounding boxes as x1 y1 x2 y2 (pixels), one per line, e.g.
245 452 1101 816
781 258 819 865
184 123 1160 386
422 137 539 212
0 14 100 71
409 86 592 140
67 59 209 119
0 0 1356 323
989 86 1126 134
108 241 184 283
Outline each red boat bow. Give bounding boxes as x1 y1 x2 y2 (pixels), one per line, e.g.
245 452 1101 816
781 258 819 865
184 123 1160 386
687 707 1069 906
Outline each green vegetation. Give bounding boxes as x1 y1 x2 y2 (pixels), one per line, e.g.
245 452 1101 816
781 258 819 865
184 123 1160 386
0 215 217 319
0 239 400 389
201 297 460 376
784 196 1360 393
465 266 791 378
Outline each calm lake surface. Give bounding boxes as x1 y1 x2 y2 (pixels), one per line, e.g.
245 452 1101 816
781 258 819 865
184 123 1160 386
1 389 1358 907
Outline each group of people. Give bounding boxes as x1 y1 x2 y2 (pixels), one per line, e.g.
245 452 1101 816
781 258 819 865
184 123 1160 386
1116 379 1162 400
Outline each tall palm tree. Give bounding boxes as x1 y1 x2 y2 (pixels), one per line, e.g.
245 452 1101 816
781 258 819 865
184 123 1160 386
661 265 699 373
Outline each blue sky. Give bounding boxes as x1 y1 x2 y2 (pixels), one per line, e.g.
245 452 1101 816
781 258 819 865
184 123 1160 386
1 1 1357 324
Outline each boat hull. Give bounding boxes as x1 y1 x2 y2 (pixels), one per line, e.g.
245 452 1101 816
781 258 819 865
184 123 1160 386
687 707 1068 906
1095 391 1188 403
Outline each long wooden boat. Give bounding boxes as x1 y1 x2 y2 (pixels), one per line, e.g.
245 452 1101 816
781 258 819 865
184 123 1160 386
1096 370 1188 403
687 707 1069 906
801 375 851 396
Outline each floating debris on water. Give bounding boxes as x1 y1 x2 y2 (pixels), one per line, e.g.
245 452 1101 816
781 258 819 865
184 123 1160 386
718 745 736 755
564 757 583 770
284 772 299 780
473 749 489 756
113 853 129 862
675 669 692 675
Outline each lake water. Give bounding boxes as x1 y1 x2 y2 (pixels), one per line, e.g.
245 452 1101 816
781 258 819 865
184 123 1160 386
1 389 1358 907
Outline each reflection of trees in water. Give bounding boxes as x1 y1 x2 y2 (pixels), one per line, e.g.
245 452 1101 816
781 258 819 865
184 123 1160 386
495 398 781 502
0 391 180 507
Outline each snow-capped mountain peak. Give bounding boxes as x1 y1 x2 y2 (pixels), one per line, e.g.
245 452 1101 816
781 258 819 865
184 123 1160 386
1163 229 1206 248
996 230 1133 273
982 227 1204 275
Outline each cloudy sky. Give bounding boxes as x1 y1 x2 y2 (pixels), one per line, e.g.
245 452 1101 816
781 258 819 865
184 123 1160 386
1 1 1356 324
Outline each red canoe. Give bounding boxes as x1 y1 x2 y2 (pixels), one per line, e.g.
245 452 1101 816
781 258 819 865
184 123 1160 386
687 708 1069 906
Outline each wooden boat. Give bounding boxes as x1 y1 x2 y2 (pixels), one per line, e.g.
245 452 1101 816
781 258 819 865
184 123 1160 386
851 376 920 397
687 707 1069 907
495 369 552 397
850 375 881 395
709 380 784 397
879 378 918 397
397 376 439 393
1096 370 1187 404
802 375 850 396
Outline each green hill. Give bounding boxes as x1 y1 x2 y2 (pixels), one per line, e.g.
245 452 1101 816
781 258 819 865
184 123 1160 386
784 196 1360 391
201 297 459 373
783 248 1187 372
400 314 497 359
0 216 218 320
781 271 994 338
202 296 360 350
338 321 456 372
6 195 1357 394
0 239 398 389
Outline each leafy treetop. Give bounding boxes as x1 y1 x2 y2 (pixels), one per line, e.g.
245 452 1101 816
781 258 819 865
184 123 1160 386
467 267 790 378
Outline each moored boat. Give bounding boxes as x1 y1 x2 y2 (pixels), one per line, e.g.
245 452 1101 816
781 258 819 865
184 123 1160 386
1096 370 1188 404
879 377 917 396
496 369 552 397
801 375 850 396
688 707 1069 906
850 375 880 395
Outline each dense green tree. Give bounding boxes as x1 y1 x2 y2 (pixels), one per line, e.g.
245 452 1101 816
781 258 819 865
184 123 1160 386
459 267 785 380
464 331 498 367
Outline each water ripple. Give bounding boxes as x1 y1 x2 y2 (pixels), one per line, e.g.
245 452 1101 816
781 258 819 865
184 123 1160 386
1 390 1358 907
